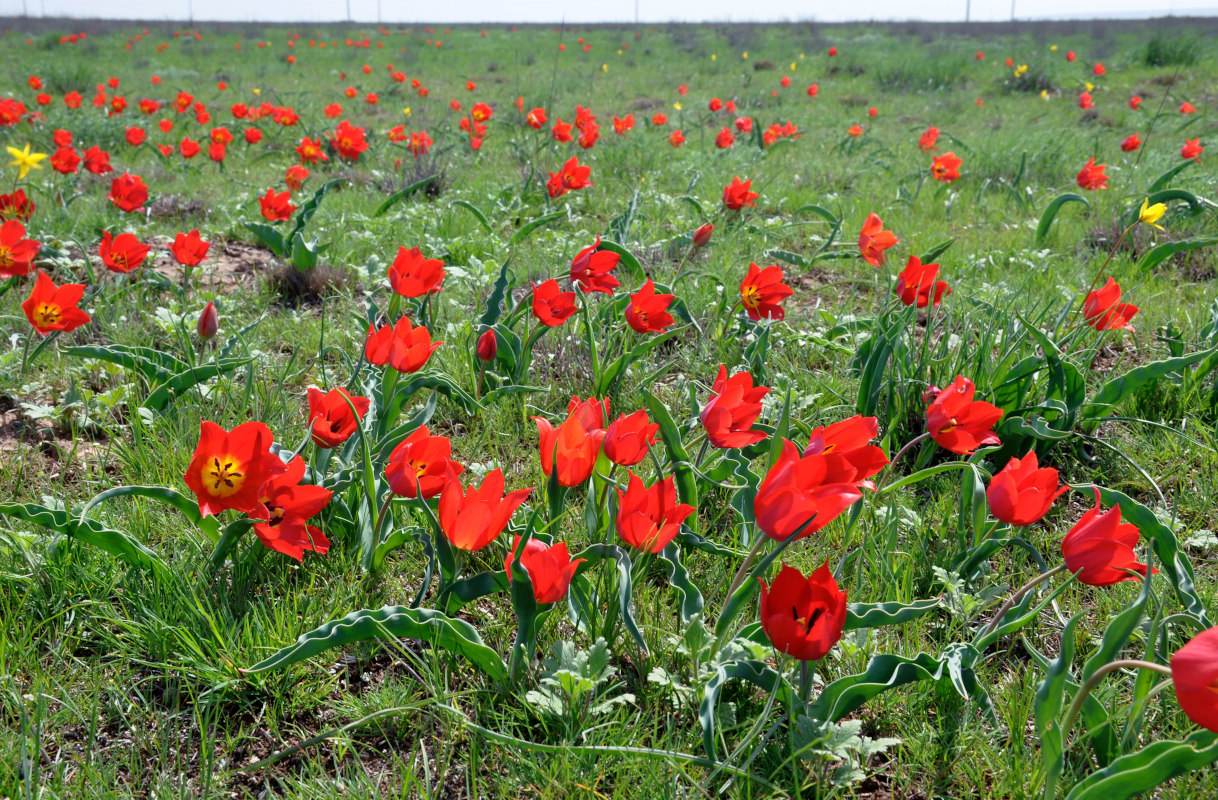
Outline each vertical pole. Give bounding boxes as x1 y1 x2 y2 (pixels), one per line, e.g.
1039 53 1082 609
965 0 971 23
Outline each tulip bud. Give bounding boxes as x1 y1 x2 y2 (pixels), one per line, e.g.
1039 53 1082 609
197 301 218 340
476 328 497 362
692 223 714 248
921 384 941 405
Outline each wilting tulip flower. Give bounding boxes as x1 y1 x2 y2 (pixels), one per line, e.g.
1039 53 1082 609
1061 488 1152 586
439 465 532 551
1083 277 1138 331
0 220 40 278
603 409 659 467
1171 627 1218 733
251 456 332 561
925 375 1003 455
1076 157 1108 190
22 270 91 336
389 246 444 297
722 176 759 210
183 420 288 517
858 213 898 267
532 279 578 327
259 188 296 221
1181 139 1204 160
570 237 621 294
758 562 848 661
692 223 714 247
755 440 863 541
99 231 150 274
616 473 694 553
386 425 463 499
626 279 676 333
987 451 1068 526
701 364 769 449
108 172 148 213
801 415 889 487
534 406 608 488
305 387 370 448
197 301 219 340
931 152 962 183
1120 133 1141 152
476 329 497 362
739 263 793 321
895 256 952 308
504 537 583 604
171 229 210 266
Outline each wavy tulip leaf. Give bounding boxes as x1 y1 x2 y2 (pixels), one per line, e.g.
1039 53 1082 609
807 652 958 724
791 204 839 225
78 485 221 543
1136 235 1218 272
440 571 509 615
658 541 704 623
643 389 698 523
65 344 187 383
1035 193 1090 243
374 174 437 217
509 210 566 247
1084 348 1216 423
478 256 515 327
1064 731 1218 800
140 358 253 411
0 502 166 574
242 605 507 682
844 597 943 631
700 659 792 759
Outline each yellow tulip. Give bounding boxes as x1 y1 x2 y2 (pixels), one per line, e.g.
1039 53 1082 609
6 144 46 180
1138 198 1167 230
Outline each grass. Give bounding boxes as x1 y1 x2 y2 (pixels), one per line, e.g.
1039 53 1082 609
0 16 1217 800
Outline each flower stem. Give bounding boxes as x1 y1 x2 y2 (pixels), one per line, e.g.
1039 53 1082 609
1060 659 1172 745
873 431 930 493
982 562 1068 637
726 533 769 599
1072 222 1135 326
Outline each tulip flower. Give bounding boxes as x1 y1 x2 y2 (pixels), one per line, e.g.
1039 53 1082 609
570 237 621 295
738 263 793 321
296 136 328 163
171 229 210 267
21 270 91 336
1076 157 1108 190
532 279 578 327
925 375 1002 455
0 220 40 278
108 172 148 213
603 410 659 467
476 329 497 362
183 420 288 517
364 316 443 373
98 231 150 274
439 465 532 551
1083 277 1138 331
801 415 889 487
534 405 607 488
895 256 952 308
669 130 685 147
285 164 309 191
1120 133 1141 152
722 177 759 210
1061 488 1152 586
755 440 863 541
504 537 583 604
1171 627 1218 733
1129 96 1142 110
986 452 1068 526
526 107 547 128
389 246 445 297
692 223 714 248
931 152 962 182
701 364 769 449
857 213 898 267
0 189 34 222
197 301 219 340
715 127 736 148
1181 139 1204 160
758 562 848 661
83 146 112 174
51 146 80 174
385 426 463 499
626 279 676 333
918 126 939 152
616 473 695 553
6 143 46 180
1138 199 1166 230
330 120 369 161
305 387 370 448
258 188 296 221
251 455 333 561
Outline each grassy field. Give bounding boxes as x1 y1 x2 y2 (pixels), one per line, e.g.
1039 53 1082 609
1 16 1217 799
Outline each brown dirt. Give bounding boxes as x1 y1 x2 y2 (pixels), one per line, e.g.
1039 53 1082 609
149 239 276 291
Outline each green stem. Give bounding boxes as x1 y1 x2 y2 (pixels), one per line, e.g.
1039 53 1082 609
982 563 1068 636
1071 222 1135 326
1060 659 1172 746
726 533 769 599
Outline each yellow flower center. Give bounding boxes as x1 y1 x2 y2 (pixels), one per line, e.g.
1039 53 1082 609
0 244 11 268
741 285 760 309
32 301 62 328
203 455 246 497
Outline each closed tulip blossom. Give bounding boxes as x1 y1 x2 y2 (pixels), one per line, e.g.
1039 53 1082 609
99 231 150 274
363 316 443 373
1076 157 1108 190
895 256 952 308
532 279 578 326
925 375 1003 454
0 220 40 278
385 426 463 499
1061 488 1153 586
1083 277 1138 331
801 415 889 487
197 301 219 340
504 537 583 604
251 455 333 561
171 229 210 266
722 176 759 210
755 440 863 541
739 263 793 321
476 329 497 362
305 387 370 448
986 452 1068 526
439 465 532 551
603 409 659 467
389 246 445 297
183 420 288 517
701 364 769 449
570 237 621 295
692 223 714 247
616 473 695 553
759 562 848 661
625 278 675 333
534 404 608 488
931 152 962 182
858 213 899 267
22 270 91 336
1171 627 1218 733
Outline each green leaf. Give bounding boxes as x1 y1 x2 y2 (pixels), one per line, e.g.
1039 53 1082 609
657 541 704 624
1064 730 1218 800
918 238 955 264
1035 612 1084 799
451 199 493 233
0 502 166 574
142 358 254 411
700 659 792 759
1035 193 1090 243
764 249 812 269
242 222 285 258
644 389 698 528
1136 235 1218 272
78 485 221 543
374 175 437 217
1085 348 1216 421
64 344 187 383
242 605 507 682
1124 189 1209 226
790 204 839 225
844 597 942 631
479 257 514 327
807 652 960 724
1147 159 1196 194
439 571 509 615
509 211 566 247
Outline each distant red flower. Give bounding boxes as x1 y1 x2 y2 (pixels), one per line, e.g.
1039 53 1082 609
546 156 592 199
83 145 112 174
99 231 149 274
0 221 39 278
759 562 847 661
125 126 146 147
440 466 532 552
22 270 90 336
182 420 287 517
0 99 27 125
250 456 333 561
1120 133 1141 152
668 129 685 147
755 440 863 541
701 364 769 449
616 472 694 553
180 137 201 158
63 92 82 109
848 124 863 138
552 119 574 143
504 536 582 604
1078 91 1094 110
895 256 952 308
285 164 309 192
108 173 148 214
532 279 578 327
388 246 445 297
386 425 463 499
987 451 1068 526
1129 96 1142 110
858 213 898 267
722 177 758 210
526 107 547 129
305 387 370 448
652 113 668 125
918 126 940 152
471 101 493 122
52 129 72 147
709 97 723 112
603 410 659 467
331 120 369 161
51 146 80 174
1093 62 1105 75
931 152 962 182
1179 101 1197 114
926 375 1002 455
1170 627 1218 734
258 189 296 221
626 278 676 333
296 136 328 164
1182 139 1204 160
1066 50 1076 61
715 127 736 148
693 223 714 247
0 189 34 222
1061 488 1153 586
1084 277 1138 331
807 84 819 97
739 263 793 321
569 237 620 294
612 114 635 135
1076 157 1108 190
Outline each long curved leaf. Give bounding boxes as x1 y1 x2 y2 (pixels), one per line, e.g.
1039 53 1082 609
658 541 704 624
643 389 698 524
509 211 565 247
1085 348 1216 421
1064 731 1218 800
0 502 166 574
451 199 493 233
1136 235 1218 272
700 659 792 759
374 175 437 217
79 485 221 543
845 597 942 630
1035 193 1089 243
142 358 254 411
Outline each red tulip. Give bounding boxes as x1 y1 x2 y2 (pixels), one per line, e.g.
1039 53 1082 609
306 387 370 448
51 146 80 174
738 263 793 321
858 212 899 267
715 127 736 148
330 120 369 161
251 455 332 561
364 317 443 373
931 152 962 183
1083 277 1138 331
722 176 759 210
476 329 497 361
0 220 40 278
1171 626 1218 733
385 425 463 499
801 415 889 487
389 246 444 297
616 472 694 553
171 229 210 267
285 164 309 191
626 279 676 333
183 420 288 517
895 256 952 308
1129 96 1142 110
1120 133 1141 152
1181 139 1204 160
603 409 659 467
669 129 685 147
570 237 621 295
925 375 1003 454
1061 488 1152 586
83 146 112 174
439 465 532 551
758 562 848 661
534 403 608 488
701 364 769 449
755 440 862 541
504 537 583 604
21 270 91 336
526 107 547 129
547 155 592 198
259 188 296 221
692 223 714 247
986 452 1068 526
1076 157 1108 190
108 172 148 213
532 279 578 327
296 136 328 164
918 126 940 152
197 301 219 340
99 231 150 274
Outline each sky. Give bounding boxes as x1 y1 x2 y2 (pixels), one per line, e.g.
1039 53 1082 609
3 0 1217 22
